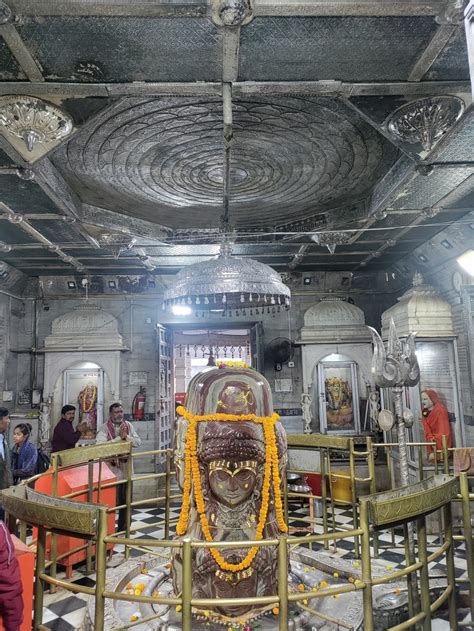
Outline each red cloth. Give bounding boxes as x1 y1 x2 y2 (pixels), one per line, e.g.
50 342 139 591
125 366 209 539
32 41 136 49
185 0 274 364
0 522 23 631
421 389 452 454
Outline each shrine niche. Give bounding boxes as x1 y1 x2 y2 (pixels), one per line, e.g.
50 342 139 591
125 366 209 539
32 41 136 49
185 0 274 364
41 304 125 447
297 297 374 434
172 367 287 625
381 273 466 455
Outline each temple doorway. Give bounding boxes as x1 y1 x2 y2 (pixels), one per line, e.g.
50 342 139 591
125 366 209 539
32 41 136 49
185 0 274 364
172 327 254 403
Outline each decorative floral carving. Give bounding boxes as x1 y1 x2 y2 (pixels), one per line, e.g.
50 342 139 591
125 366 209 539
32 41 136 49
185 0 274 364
386 96 464 152
0 2 12 24
98 232 137 259
0 96 73 152
311 231 350 254
54 96 396 230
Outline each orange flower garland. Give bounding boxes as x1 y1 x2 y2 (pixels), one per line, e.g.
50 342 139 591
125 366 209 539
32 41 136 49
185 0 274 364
175 405 288 573
81 383 97 413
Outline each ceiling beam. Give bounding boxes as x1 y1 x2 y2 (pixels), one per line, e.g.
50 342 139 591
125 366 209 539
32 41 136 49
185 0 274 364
0 136 101 249
254 0 446 16
0 80 469 98
7 0 445 16
342 97 420 163
408 24 457 81
0 22 44 81
222 28 241 83
80 204 171 242
6 1 207 17
0 202 87 271
32 158 102 249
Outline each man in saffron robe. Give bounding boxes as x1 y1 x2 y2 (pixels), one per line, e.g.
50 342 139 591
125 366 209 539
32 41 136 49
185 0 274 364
420 389 452 462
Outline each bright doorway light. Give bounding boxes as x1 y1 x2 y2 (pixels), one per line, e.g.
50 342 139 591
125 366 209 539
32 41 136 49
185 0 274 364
171 304 192 316
457 250 474 276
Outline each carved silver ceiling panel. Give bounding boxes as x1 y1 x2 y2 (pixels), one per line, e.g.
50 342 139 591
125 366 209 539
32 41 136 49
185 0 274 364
423 28 470 81
17 17 221 82
0 37 25 80
431 109 474 163
53 96 397 230
239 16 438 81
389 166 474 210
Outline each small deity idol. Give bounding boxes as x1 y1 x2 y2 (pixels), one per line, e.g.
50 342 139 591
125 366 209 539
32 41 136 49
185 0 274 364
325 376 353 428
172 368 287 622
301 388 312 434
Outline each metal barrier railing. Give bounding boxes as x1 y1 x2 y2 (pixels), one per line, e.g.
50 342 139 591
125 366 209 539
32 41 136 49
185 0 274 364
1 441 472 630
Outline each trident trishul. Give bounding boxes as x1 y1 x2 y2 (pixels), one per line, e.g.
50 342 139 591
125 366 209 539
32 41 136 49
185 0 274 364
368 319 420 389
368 318 421 602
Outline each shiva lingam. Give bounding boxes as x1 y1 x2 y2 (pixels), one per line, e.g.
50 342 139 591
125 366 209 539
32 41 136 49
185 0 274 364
172 367 288 624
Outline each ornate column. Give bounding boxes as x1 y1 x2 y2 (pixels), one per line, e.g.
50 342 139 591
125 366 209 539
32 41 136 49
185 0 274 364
369 319 420 487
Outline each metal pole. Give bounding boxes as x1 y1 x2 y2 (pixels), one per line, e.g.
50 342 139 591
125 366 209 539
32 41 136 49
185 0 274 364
181 538 192 631
444 501 458 630
403 522 415 619
278 537 289 631
349 438 360 558
442 434 449 474
165 449 171 540
50 460 59 593
416 515 432 631
125 454 133 561
393 386 409 487
19 519 27 543
86 460 94 574
393 386 419 608
460 473 474 620
321 448 329 550
359 499 374 631
33 525 46 629
326 448 338 553
367 436 378 558
94 508 108 631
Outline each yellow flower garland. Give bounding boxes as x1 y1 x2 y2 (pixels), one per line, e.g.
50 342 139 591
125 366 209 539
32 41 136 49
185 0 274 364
175 405 288 573
81 384 97 413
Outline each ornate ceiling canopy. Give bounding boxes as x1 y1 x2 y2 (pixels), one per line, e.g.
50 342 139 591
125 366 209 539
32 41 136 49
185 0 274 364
0 0 472 282
52 96 397 230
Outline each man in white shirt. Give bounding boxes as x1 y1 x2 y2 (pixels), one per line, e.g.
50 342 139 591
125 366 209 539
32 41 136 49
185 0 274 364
96 402 141 533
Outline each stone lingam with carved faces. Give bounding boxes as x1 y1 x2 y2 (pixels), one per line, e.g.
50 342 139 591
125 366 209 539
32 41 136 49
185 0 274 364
172 367 288 624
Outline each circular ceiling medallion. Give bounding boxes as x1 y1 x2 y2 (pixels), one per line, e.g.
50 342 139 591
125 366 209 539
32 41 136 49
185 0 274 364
58 97 396 229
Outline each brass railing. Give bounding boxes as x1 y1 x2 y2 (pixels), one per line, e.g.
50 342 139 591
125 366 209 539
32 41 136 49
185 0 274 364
0 441 472 631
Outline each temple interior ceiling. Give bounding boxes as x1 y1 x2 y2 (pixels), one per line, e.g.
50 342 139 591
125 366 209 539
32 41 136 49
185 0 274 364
0 0 473 282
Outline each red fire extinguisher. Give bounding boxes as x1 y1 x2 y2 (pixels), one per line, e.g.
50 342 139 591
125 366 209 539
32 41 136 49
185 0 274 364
132 387 146 420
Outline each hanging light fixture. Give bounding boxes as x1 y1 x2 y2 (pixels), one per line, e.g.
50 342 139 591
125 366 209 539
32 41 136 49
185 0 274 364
163 239 290 317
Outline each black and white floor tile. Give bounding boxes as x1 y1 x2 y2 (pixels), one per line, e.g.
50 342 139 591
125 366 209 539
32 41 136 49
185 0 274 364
39 502 469 630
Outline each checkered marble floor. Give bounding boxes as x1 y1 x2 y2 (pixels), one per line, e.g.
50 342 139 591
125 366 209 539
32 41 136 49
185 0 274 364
38 502 470 630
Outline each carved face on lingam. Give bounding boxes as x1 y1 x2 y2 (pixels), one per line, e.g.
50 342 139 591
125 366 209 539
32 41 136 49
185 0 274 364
172 368 287 623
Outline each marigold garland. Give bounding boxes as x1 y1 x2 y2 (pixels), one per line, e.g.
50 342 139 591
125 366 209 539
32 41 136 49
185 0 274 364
81 384 97 413
175 405 288 574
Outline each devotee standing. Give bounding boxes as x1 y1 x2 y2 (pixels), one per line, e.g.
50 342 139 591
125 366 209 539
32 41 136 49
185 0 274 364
10 423 38 484
421 389 452 462
0 408 12 522
0 520 23 631
51 405 88 453
96 403 141 533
